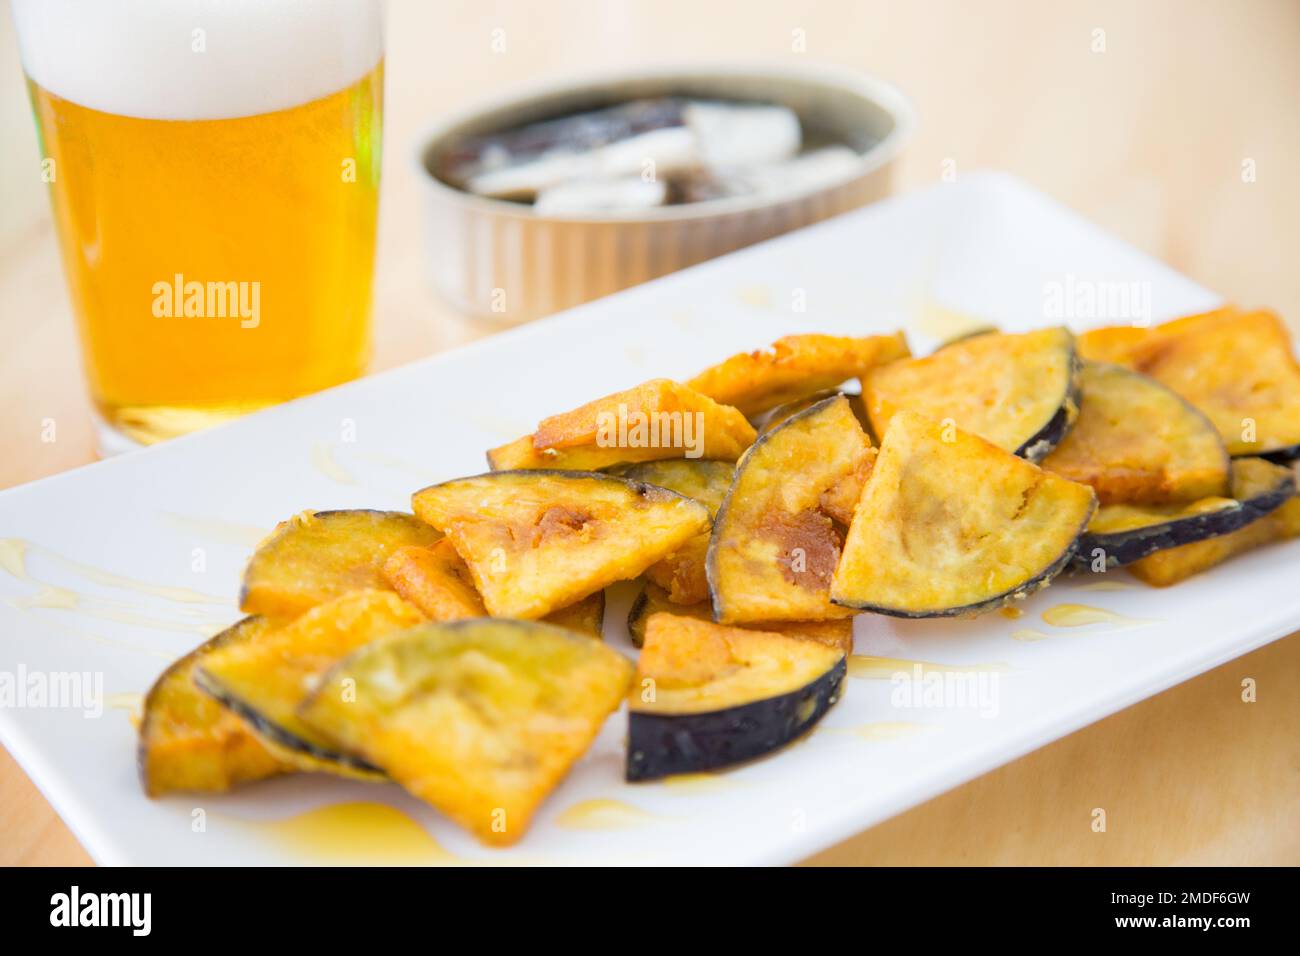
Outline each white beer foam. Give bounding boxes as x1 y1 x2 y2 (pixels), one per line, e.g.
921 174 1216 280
12 0 383 120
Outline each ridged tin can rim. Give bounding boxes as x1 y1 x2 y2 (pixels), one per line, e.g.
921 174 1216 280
411 59 915 226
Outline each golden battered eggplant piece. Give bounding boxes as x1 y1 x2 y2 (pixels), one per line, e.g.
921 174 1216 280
412 470 710 619
486 379 755 470
1080 456 1295 568
627 581 853 654
195 589 425 778
687 332 909 418
382 540 485 621
862 327 1080 461
139 617 291 797
240 509 441 619
299 619 634 846
1078 307 1300 459
1040 362 1230 505
626 613 845 780
706 394 872 624
831 410 1096 617
618 459 734 604
1128 462 1300 586
541 590 607 638
382 539 606 636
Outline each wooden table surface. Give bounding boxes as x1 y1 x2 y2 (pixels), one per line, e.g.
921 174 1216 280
1 0 1298 866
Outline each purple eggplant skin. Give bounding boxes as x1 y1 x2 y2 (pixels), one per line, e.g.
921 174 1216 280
1014 353 1083 463
1257 444 1300 465
626 585 653 649
192 668 384 776
842 539 1081 619
625 656 845 782
1074 467 1296 569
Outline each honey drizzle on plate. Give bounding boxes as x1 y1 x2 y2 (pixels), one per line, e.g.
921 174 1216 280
0 538 226 604
829 721 931 741
0 537 233 650
1041 603 1152 628
847 655 1011 679
308 441 358 486
257 801 456 864
160 513 269 549
659 772 731 793
555 799 658 831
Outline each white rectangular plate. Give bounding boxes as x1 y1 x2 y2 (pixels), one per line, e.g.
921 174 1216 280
2 173 1295 866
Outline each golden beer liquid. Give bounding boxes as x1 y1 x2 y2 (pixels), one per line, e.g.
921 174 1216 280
29 63 383 444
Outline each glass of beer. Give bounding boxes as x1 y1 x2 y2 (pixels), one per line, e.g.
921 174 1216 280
12 0 384 450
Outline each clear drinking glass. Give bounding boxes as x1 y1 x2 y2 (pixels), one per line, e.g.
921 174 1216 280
12 0 384 450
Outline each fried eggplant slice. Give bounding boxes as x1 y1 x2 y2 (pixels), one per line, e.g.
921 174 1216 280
831 410 1096 617
706 394 872 624
139 617 291 797
627 582 853 654
626 613 845 781
1132 309 1300 458
1079 456 1296 568
754 391 877 526
412 470 711 619
1040 362 1230 505
299 619 634 846
618 459 734 604
487 379 756 471
1080 308 1300 458
1075 306 1238 365
382 540 485 621
1128 463 1300 586
195 589 424 777
383 539 606 636
934 326 999 350
686 332 909 418
542 591 606 638
861 327 1080 460
754 388 842 437
1075 325 1156 366
240 510 441 619
627 582 695 645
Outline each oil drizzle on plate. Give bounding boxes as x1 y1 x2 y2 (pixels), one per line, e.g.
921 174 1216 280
348 451 433 480
309 442 357 486
161 513 268 549
0 538 28 579
5 582 216 635
555 799 657 831
847 655 1011 679
1000 606 1024 619
0 537 233 649
907 288 988 341
8 584 78 609
1011 628 1051 642
465 413 533 441
259 802 456 864
659 772 732 794
1042 603 1153 628
41 619 175 659
106 692 144 727
735 284 773 309
830 721 931 741
0 538 225 604
1073 580 1133 592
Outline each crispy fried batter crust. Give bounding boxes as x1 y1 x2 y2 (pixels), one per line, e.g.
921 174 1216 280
863 327 1080 460
831 410 1096 616
688 332 909 418
1040 362 1230 505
